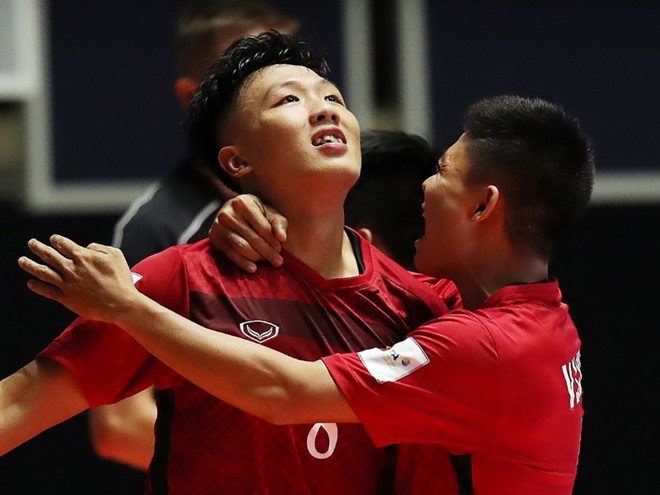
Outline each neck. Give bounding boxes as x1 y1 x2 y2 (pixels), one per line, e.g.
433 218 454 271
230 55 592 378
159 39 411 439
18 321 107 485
195 163 239 199
452 250 549 311
282 210 359 279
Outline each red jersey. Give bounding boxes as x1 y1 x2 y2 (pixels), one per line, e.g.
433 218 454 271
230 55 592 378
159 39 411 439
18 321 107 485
39 233 457 494
324 280 584 495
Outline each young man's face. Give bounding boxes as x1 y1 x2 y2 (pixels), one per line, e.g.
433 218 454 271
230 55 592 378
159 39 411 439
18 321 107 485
227 64 361 203
414 133 479 278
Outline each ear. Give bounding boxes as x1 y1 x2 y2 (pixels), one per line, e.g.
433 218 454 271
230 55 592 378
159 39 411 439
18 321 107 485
357 228 374 243
218 146 253 178
471 185 500 222
174 77 199 109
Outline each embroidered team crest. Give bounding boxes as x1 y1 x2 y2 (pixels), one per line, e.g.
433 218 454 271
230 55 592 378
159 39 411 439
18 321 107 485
239 320 280 343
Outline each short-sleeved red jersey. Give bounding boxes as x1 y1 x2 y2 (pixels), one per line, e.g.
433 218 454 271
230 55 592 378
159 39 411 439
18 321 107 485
39 233 458 494
324 280 584 495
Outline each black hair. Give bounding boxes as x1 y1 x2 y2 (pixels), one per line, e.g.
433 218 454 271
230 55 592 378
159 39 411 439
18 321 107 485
463 95 595 259
346 130 437 269
186 30 330 187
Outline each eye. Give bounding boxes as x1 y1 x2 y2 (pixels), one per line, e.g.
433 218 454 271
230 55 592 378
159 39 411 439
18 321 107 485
436 161 446 174
325 94 345 106
278 94 299 105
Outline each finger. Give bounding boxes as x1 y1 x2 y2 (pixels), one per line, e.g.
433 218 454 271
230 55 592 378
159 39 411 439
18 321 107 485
225 221 283 267
26 278 65 302
214 210 271 261
49 234 86 259
234 197 283 251
94 244 130 265
215 238 257 273
87 241 114 254
264 208 288 243
27 238 73 273
210 196 283 267
18 256 65 286
226 220 284 267
224 232 267 263
209 217 263 273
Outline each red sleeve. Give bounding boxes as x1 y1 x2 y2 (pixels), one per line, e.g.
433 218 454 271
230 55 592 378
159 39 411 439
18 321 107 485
38 247 189 407
322 312 499 452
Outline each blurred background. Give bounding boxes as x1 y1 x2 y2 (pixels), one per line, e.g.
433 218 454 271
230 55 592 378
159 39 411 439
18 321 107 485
0 0 658 493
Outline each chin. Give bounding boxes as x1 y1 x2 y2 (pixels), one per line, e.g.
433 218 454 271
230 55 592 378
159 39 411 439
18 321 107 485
413 248 427 274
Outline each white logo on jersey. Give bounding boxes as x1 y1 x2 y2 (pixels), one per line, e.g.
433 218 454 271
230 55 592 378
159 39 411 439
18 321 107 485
358 337 429 384
306 423 338 459
131 272 143 284
239 320 279 343
561 351 583 409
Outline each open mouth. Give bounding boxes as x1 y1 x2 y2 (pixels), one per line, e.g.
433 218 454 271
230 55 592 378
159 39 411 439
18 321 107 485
312 128 346 147
313 135 345 146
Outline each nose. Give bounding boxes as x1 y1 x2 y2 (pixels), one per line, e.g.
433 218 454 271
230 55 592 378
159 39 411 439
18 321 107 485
310 102 340 125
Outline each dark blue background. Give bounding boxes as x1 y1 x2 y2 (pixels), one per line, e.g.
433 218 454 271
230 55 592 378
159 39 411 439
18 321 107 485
427 0 659 172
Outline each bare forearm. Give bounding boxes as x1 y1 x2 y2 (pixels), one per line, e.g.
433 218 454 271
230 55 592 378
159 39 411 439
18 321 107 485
1 360 88 455
112 293 356 424
0 372 36 455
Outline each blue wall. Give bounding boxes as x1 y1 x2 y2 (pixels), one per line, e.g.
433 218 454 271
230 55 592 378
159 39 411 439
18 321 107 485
427 1 660 172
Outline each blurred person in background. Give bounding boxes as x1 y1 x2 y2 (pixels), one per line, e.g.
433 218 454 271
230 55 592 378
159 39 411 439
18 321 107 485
345 129 436 270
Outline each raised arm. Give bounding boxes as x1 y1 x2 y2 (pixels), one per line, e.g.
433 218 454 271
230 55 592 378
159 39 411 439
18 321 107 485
18 235 357 425
0 358 89 455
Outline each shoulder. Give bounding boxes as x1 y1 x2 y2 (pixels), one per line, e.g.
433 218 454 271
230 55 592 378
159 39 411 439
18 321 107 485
129 242 208 310
131 239 253 301
131 239 214 274
408 310 499 365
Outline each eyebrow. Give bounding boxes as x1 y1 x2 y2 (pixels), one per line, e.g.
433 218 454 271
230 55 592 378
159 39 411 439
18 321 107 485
263 78 338 102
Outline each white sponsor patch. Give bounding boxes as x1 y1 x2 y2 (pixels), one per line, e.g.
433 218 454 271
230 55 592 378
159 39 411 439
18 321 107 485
358 337 429 383
131 272 143 285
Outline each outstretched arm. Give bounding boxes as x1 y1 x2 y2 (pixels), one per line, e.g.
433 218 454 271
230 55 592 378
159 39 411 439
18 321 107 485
0 358 89 455
18 235 357 425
